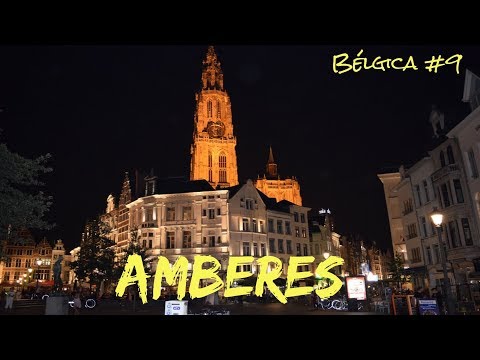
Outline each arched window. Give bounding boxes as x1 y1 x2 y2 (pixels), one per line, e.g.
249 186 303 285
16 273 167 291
207 100 212 118
219 153 226 168
208 152 213 182
447 145 455 164
440 151 446 167
219 152 227 183
216 100 221 118
219 170 227 183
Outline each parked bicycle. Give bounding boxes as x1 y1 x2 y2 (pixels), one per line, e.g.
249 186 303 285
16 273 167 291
68 297 96 309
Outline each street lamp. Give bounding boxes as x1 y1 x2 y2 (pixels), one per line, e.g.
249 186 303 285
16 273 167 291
35 259 42 293
430 208 455 315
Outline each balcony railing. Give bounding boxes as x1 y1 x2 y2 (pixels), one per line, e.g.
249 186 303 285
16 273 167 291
431 164 459 182
164 219 196 225
141 222 157 228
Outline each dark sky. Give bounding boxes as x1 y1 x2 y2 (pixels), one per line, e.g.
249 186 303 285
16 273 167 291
1 45 479 252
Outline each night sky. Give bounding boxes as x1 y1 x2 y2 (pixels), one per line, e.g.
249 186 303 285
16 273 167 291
1 45 479 252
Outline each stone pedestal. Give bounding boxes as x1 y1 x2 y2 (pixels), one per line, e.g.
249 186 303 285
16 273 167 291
45 296 69 315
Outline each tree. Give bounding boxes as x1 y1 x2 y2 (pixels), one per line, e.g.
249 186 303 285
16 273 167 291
112 227 151 283
0 135 53 249
70 219 115 294
387 252 411 290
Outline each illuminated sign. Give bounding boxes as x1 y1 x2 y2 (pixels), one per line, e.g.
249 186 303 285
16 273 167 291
165 300 188 315
319 208 331 214
115 254 344 305
346 276 367 300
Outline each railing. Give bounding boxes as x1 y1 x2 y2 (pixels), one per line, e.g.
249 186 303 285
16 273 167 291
164 219 196 225
431 164 459 182
141 223 157 228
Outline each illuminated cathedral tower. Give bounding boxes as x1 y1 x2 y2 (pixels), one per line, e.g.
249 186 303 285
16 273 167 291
190 46 238 188
255 146 303 206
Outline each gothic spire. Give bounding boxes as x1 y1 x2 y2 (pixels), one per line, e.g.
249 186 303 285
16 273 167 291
119 171 131 206
267 145 275 164
201 46 224 91
266 146 278 178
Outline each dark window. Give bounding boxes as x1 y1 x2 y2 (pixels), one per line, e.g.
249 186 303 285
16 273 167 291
202 209 207 217
167 232 175 249
166 207 175 221
269 238 276 253
208 209 215 219
207 100 212 117
440 151 446 167
420 217 428 238
433 244 440 264
243 242 251 256
423 180 430 202
303 244 308 256
426 247 432 265
286 240 292 254
278 239 284 254
448 221 460 248
446 145 455 164
294 212 299 222
300 214 306 223
253 243 259 257
277 220 283 234
285 221 291 235
468 149 479 179
242 218 249 232
462 218 473 246
183 231 192 248
149 239 153 249
415 185 422 206
453 179 464 203
261 243 266 256
296 243 301 256
268 219 274 232
441 184 451 207
209 236 216 247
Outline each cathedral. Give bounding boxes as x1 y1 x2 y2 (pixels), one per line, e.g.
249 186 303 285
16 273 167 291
189 46 239 189
101 46 311 279
254 146 303 206
189 46 302 203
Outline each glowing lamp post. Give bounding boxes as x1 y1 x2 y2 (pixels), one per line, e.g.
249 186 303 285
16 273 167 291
35 259 43 293
430 208 455 315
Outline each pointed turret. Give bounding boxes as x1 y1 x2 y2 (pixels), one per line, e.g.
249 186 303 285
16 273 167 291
119 172 132 206
201 46 224 91
266 146 278 178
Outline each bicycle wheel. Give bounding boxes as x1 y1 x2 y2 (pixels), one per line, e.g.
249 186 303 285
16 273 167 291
331 300 342 310
85 298 96 309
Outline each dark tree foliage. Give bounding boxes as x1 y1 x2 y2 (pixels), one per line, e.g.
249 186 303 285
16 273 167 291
112 227 150 283
387 252 411 288
0 133 53 260
70 219 115 292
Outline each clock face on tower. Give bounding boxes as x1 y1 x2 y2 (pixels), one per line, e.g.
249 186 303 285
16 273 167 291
207 121 226 138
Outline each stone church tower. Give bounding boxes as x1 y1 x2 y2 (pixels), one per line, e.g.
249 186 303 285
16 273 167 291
255 146 303 206
190 46 239 188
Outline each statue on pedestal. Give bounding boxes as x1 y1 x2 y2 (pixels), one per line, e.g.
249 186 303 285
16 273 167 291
53 255 63 292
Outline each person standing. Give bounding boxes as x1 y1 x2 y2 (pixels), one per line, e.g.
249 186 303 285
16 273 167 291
72 291 82 315
4 287 15 312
